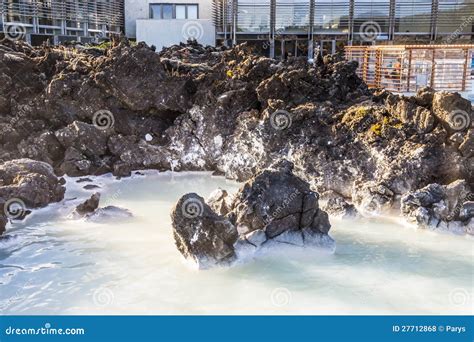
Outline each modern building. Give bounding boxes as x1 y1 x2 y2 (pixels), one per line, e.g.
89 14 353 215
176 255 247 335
1 1 471 94
125 0 215 50
212 0 474 59
0 0 124 45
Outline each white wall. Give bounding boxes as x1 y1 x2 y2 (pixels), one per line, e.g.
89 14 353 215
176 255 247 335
125 0 213 38
136 19 215 51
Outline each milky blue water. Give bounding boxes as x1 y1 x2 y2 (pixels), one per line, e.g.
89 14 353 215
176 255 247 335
0 172 472 314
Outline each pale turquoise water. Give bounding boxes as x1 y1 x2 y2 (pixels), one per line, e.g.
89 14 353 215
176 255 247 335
0 172 472 315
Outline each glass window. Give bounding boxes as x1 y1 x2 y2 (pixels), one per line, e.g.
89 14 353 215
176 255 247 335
238 0 271 32
162 4 173 19
276 0 310 31
395 0 432 34
187 5 198 19
150 3 199 20
176 5 186 19
150 4 161 18
354 0 390 36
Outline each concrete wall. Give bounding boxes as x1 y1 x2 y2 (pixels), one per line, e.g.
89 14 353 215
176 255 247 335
136 19 215 51
125 0 213 38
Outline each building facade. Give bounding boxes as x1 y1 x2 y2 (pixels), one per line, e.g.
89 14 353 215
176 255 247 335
212 0 474 59
125 0 215 50
0 0 124 45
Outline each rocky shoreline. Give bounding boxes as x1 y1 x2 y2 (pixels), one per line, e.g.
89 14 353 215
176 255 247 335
0 37 473 248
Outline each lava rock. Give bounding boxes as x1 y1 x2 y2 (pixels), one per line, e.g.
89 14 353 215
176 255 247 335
55 121 108 158
113 161 132 178
459 129 474 158
76 178 93 183
432 92 472 134
401 180 473 235
0 215 6 236
0 39 472 233
385 94 435 133
230 160 332 239
0 159 65 210
207 188 232 216
83 184 101 190
459 201 474 221
352 181 395 216
321 190 359 219
171 160 335 269
75 192 101 216
0 199 6 236
171 193 238 269
86 205 133 223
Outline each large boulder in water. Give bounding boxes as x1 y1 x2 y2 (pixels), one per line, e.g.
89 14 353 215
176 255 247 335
171 193 238 268
0 159 65 217
171 160 334 269
75 192 101 216
229 160 332 240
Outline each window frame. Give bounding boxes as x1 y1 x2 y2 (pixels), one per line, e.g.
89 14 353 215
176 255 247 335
149 3 200 20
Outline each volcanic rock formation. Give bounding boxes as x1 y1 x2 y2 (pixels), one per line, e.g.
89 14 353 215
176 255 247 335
0 159 65 235
0 37 472 235
0 158 65 210
171 160 334 268
401 180 473 234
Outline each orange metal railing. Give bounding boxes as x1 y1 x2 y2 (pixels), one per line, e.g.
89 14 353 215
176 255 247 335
345 45 474 93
